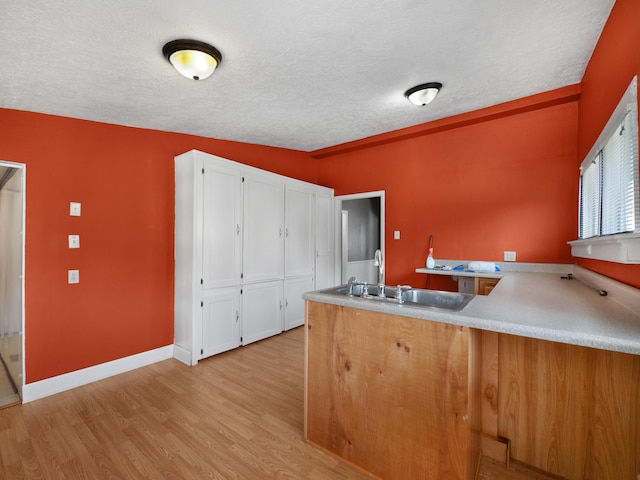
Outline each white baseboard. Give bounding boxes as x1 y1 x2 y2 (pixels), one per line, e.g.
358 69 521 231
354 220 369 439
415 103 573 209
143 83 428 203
172 343 194 366
22 344 174 403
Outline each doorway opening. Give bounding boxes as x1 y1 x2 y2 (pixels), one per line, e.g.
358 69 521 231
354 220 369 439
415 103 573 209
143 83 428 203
0 161 25 408
335 191 385 285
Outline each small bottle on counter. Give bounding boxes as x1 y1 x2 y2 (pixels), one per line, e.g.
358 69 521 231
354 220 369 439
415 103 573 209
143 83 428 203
426 248 435 269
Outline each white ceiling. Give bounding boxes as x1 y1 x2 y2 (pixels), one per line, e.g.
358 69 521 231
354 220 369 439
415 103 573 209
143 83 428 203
0 1 614 152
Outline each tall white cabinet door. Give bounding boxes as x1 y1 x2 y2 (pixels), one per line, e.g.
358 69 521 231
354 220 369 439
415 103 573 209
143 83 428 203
284 186 315 277
242 280 283 345
315 190 335 289
201 287 241 358
242 173 284 283
202 163 242 289
284 276 314 330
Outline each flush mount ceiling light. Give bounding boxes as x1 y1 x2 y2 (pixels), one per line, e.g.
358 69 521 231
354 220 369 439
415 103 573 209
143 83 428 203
162 39 222 81
405 82 443 106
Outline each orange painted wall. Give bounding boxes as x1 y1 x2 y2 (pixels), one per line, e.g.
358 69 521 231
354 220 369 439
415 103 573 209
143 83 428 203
3 0 637 385
0 108 317 383
317 96 579 290
576 0 640 288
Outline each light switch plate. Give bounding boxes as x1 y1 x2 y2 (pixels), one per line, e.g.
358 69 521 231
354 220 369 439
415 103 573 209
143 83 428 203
70 202 81 216
68 235 80 248
68 270 80 284
394 230 401 240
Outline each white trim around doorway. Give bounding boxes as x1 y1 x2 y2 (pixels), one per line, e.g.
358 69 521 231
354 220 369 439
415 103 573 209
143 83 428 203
0 160 26 402
334 190 385 286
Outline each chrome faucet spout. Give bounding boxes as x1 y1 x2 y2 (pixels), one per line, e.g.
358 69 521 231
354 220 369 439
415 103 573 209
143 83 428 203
347 276 357 296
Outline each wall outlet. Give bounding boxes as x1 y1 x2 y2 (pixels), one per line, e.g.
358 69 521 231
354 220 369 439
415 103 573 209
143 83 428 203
394 230 401 240
504 251 517 262
68 235 80 248
68 270 80 284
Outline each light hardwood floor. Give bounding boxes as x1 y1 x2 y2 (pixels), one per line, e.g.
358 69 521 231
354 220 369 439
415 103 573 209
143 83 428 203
0 327 373 479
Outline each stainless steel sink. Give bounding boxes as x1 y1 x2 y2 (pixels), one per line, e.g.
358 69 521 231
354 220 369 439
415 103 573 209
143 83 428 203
400 289 473 311
320 284 474 311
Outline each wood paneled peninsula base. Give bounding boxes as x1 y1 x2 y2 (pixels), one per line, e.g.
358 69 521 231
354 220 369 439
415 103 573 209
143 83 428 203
304 300 640 480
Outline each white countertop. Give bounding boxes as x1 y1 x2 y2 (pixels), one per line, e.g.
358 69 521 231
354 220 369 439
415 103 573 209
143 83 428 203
415 259 570 278
303 265 640 355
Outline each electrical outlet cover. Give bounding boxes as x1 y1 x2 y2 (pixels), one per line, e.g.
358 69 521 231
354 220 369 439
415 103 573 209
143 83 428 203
68 235 80 248
68 269 80 284
70 202 81 216
504 251 517 262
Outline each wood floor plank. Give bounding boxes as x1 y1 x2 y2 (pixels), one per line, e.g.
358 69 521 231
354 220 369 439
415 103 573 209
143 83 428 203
0 327 373 479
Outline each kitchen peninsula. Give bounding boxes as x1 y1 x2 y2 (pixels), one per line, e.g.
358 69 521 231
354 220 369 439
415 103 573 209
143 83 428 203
303 265 640 480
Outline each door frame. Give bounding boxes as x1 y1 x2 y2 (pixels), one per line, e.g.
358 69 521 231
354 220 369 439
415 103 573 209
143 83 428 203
0 160 26 399
334 190 385 286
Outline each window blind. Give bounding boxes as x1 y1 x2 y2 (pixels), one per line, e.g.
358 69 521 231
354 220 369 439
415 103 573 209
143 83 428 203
579 154 601 239
601 112 636 235
579 77 638 240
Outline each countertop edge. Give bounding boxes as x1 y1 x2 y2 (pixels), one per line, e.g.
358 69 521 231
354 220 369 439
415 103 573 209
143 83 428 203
304 267 640 356
415 260 573 278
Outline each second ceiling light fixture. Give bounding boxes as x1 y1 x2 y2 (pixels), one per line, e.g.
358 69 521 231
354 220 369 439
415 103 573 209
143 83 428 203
405 82 443 106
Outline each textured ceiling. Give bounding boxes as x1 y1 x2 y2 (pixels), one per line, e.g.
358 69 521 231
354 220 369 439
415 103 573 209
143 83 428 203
0 1 614 152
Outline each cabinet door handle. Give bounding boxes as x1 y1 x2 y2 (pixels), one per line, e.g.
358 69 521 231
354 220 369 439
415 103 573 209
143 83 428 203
236 224 240 235
236 311 239 322
279 301 283 310
279 228 283 238
285 228 289 238
285 299 289 308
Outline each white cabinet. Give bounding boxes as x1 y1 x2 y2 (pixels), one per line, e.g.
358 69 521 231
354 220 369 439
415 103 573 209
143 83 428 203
285 185 315 277
202 163 242 289
315 190 334 289
242 281 283 345
284 276 314 330
174 154 204 365
174 150 334 365
202 287 241 357
243 172 284 283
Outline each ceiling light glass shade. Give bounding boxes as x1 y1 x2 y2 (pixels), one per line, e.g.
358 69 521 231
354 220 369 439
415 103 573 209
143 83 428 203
163 39 222 81
405 82 443 106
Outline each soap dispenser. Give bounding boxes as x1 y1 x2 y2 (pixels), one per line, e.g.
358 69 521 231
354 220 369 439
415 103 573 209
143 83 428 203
426 235 435 269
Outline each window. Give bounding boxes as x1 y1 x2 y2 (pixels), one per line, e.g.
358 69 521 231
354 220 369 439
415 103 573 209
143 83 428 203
569 77 640 263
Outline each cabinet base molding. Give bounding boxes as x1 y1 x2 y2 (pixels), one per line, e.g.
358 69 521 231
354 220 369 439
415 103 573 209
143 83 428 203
173 344 193 366
476 455 566 480
305 440 379 479
480 434 510 466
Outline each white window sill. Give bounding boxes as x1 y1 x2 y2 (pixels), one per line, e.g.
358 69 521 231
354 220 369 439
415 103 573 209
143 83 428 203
568 233 640 264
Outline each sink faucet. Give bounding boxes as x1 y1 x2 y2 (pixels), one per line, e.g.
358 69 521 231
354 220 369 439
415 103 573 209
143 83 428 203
374 249 384 287
347 276 357 296
394 285 412 303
